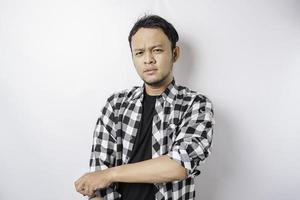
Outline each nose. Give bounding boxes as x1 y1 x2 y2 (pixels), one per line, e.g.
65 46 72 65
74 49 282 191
144 52 156 65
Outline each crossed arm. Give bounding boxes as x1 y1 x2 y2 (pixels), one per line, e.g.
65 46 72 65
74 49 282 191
74 155 187 197
74 95 214 199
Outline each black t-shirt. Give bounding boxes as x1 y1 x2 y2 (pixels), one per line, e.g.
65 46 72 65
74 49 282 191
118 89 158 200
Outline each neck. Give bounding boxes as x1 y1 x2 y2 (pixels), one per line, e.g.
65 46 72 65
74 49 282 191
144 75 173 96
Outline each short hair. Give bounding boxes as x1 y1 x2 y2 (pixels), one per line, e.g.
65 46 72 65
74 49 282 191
128 14 179 51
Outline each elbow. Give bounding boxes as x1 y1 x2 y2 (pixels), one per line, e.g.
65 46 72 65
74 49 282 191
174 166 188 181
164 155 188 181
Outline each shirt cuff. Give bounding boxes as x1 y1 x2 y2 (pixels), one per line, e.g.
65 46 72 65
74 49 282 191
167 143 200 178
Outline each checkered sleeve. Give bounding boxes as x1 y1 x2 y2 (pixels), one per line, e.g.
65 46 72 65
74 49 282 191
89 95 121 200
167 95 215 178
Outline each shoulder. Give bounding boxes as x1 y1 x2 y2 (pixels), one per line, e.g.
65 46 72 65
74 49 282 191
176 84 214 113
105 85 140 108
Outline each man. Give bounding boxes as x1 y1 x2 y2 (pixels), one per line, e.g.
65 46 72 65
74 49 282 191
75 14 215 200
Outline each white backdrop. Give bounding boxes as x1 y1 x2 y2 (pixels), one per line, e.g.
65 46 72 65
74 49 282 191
0 0 299 200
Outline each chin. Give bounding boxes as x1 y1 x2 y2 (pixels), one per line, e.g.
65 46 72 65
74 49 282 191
143 77 164 86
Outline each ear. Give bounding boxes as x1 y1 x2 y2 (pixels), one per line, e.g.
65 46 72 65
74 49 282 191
172 46 180 62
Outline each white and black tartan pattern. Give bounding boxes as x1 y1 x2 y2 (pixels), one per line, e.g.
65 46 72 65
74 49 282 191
89 78 215 200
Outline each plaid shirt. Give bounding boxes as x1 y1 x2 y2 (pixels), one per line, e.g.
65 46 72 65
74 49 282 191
89 78 215 200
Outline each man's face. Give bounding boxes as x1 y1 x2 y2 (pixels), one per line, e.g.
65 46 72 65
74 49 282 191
130 28 178 87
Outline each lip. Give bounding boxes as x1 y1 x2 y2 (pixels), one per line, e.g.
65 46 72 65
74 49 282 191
144 69 158 73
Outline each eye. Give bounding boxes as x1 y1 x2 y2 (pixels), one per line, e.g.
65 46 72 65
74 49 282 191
153 49 163 53
135 51 143 56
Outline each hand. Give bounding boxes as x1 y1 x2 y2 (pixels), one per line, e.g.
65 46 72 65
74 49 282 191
74 169 114 196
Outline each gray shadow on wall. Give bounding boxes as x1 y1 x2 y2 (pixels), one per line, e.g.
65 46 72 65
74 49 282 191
173 38 197 86
173 38 238 199
195 106 239 200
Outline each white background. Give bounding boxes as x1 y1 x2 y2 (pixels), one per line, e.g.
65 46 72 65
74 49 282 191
0 0 299 199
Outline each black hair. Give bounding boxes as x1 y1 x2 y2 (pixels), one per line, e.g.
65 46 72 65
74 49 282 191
128 14 179 52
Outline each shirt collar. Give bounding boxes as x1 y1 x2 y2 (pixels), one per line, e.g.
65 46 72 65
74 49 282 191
131 78 178 105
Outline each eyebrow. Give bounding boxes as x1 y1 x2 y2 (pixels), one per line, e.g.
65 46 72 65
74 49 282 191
133 44 164 52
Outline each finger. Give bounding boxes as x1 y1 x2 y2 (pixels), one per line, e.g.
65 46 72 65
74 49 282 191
75 180 81 193
78 185 86 195
83 184 90 196
75 181 80 193
76 181 86 194
87 185 96 197
74 179 80 190
88 191 97 198
74 177 83 191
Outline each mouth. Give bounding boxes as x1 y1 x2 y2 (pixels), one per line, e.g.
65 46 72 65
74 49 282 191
144 69 158 73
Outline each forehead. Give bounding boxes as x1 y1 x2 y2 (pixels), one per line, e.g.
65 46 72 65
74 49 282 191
131 28 171 49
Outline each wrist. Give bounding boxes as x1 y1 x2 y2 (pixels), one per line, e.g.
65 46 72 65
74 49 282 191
108 165 120 183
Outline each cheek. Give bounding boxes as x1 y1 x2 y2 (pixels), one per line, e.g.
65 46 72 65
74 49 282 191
133 60 143 73
158 52 172 62
133 57 142 65
158 55 172 68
